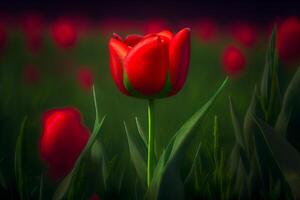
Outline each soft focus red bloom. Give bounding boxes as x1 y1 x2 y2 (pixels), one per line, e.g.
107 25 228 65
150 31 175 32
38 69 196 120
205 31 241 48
109 28 191 98
231 23 258 48
23 64 39 85
0 24 7 51
143 19 169 34
90 193 100 200
195 19 218 42
222 45 246 76
77 67 94 91
40 107 90 179
277 17 300 66
21 14 44 53
51 19 77 49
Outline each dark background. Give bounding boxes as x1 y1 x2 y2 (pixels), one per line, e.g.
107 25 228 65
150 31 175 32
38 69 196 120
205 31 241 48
1 0 300 23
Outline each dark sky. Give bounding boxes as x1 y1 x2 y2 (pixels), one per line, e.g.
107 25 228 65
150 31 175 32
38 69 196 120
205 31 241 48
1 0 300 23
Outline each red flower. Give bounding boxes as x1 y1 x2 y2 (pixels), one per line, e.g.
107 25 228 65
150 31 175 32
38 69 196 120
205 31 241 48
195 18 218 42
40 107 90 179
231 23 258 48
23 64 39 85
277 17 300 66
77 67 94 91
51 19 77 49
0 24 7 51
109 28 191 98
222 45 246 76
143 19 169 34
90 193 100 200
21 14 44 53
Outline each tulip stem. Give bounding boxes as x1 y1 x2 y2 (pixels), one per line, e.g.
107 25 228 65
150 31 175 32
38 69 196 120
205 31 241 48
147 99 155 187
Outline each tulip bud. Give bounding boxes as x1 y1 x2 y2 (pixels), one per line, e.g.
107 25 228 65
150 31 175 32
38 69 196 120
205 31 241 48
222 45 246 76
108 28 191 98
51 19 77 49
76 67 94 91
277 17 300 66
21 14 44 53
39 107 90 179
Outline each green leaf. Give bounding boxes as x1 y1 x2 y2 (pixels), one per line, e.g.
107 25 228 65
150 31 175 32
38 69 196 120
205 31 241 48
254 118 300 199
148 78 228 199
135 117 148 146
184 143 201 185
260 27 281 122
243 87 260 155
39 174 44 200
53 86 106 200
275 67 300 137
229 97 245 149
0 167 6 190
124 121 147 186
15 116 28 200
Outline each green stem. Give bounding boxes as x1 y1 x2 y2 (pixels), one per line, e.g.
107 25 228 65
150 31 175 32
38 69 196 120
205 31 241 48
147 99 155 187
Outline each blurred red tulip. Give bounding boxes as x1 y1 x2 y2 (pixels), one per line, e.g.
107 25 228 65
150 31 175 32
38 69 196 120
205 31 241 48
277 17 300 66
231 23 258 48
40 107 90 179
109 28 190 98
23 64 39 85
0 23 7 52
77 67 94 91
195 19 218 42
51 19 77 49
143 19 169 34
222 45 246 76
90 193 100 200
21 14 44 53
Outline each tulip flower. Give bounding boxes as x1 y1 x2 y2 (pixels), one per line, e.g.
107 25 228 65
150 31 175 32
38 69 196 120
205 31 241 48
40 107 90 179
77 67 94 91
195 18 218 42
277 17 300 66
108 28 191 98
51 19 77 49
0 24 7 52
21 14 44 53
222 45 246 76
23 64 39 85
231 23 258 48
109 28 191 187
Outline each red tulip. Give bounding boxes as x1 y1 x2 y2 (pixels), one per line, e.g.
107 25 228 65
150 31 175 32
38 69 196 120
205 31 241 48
231 23 258 48
90 193 100 200
0 23 7 52
222 45 246 76
21 14 44 53
109 28 191 98
23 64 39 85
40 107 90 179
143 19 169 34
51 19 77 49
77 67 94 91
195 19 218 42
277 17 300 66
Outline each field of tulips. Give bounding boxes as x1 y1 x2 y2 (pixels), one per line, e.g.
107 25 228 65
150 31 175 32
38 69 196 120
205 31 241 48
0 14 300 200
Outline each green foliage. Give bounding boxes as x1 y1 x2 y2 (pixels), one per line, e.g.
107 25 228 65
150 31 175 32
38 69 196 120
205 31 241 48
228 27 300 200
53 87 106 200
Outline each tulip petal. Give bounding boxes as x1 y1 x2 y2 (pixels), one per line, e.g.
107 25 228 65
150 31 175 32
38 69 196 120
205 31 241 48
109 38 130 95
124 36 168 96
124 34 143 47
158 30 173 41
169 28 191 95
